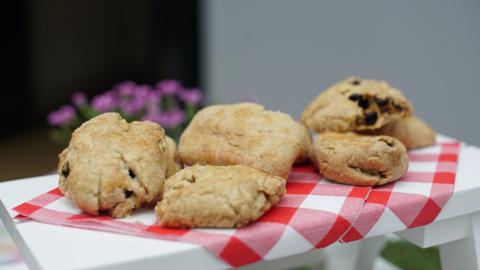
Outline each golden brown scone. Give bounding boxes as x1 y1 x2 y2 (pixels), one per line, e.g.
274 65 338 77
178 103 311 178
165 136 182 177
58 112 169 218
361 116 436 150
156 165 286 228
310 132 408 186
301 77 413 132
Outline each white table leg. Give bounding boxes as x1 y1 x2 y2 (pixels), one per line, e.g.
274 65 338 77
324 235 385 270
354 235 386 270
439 212 480 270
324 241 361 270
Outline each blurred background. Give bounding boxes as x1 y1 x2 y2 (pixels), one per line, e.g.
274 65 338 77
2 0 199 181
2 0 480 181
205 0 480 145
1 1 479 269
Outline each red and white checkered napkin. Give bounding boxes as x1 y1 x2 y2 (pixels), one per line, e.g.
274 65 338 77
12 166 369 267
341 137 461 242
11 137 460 268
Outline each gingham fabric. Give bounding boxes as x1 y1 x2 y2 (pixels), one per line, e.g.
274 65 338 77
342 138 461 242
13 137 460 268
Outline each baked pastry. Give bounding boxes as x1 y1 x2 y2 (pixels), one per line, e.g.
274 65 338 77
309 132 408 186
360 116 436 150
58 112 169 218
178 103 311 178
301 77 413 132
156 164 286 228
165 136 182 177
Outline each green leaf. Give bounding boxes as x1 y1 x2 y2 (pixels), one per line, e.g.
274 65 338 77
49 128 70 146
79 105 100 120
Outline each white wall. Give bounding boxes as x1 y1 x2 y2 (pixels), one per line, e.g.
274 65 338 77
203 0 480 145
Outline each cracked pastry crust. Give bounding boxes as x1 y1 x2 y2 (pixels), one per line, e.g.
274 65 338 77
178 103 311 179
301 77 413 132
309 132 409 186
360 116 436 150
165 136 182 177
155 164 286 228
58 112 169 218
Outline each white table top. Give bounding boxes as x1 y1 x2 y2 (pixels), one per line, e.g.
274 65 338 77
0 181 227 270
1 142 480 270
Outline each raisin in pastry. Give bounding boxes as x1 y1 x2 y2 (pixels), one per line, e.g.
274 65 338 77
301 77 413 132
58 112 169 218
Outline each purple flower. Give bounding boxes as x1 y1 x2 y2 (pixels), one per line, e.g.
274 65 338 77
91 92 118 112
162 109 186 128
149 89 162 104
71 92 87 107
47 105 76 126
141 112 162 124
146 100 161 114
141 108 185 128
156 79 182 95
115 81 137 96
179 88 203 105
141 102 162 123
153 88 164 101
135 85 153 100
121 100 143 114
119 85 154 115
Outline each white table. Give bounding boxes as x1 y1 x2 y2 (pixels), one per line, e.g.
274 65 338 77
1 143 479 270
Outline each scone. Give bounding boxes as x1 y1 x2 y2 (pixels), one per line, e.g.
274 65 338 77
309 132 408 186
156 165 286 228
301 77 413 132
361 116 436 150
165 136 182 177
58 112 169 218
178 103 311 178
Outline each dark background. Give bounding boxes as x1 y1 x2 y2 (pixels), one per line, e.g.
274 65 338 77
3 0 199 138
1 0 199 180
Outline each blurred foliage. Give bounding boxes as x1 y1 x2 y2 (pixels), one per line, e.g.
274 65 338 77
381 240 441 270
286 240 441 270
